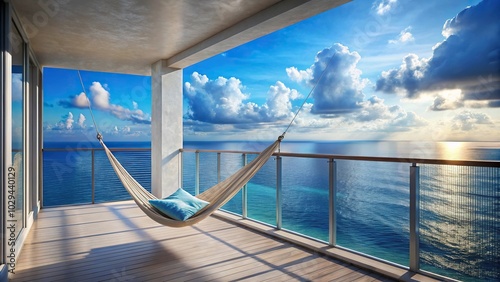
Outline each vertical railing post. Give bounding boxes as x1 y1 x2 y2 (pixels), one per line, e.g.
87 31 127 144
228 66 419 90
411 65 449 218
242 153 248 219
195 151 200 195
91 149 95 204
410 163 420 271
276 155 282 229
329 158 336 246
217 152 221 183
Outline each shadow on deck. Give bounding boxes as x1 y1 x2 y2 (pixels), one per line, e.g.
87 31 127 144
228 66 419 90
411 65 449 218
10 201 404 281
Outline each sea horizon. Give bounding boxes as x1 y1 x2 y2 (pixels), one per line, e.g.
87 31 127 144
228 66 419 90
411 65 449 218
43 139 500 161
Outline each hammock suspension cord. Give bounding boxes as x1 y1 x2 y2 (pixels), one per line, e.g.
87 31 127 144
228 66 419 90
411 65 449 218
77 70 102 140
280 50 336 138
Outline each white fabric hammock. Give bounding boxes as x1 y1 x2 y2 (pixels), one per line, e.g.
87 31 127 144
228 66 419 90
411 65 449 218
100 137 282 227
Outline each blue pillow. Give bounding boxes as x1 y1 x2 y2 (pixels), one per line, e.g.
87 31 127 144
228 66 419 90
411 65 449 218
149 188 209 221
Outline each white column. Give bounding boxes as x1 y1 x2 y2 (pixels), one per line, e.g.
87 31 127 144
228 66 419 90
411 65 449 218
151 60 183 198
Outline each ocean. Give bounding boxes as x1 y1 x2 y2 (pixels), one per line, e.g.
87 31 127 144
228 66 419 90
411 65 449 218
42 140 500 282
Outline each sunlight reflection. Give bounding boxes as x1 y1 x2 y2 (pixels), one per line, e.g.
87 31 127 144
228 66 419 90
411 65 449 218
439 142 466 160
420 164 498 280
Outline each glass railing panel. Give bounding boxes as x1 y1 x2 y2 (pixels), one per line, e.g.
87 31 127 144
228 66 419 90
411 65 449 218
182 152 196 195
336 159 410 266
199 152 218 193
282 156 329 242
420 164 500 282
94 150 151 203
220 153 244 215
43 150 92 206
247 154 276 226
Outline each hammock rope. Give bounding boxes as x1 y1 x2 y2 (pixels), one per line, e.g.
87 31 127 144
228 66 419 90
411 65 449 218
77 71 101 139
280 49 336 138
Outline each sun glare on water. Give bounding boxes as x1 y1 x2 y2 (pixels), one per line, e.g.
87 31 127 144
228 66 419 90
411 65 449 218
440 142 467 160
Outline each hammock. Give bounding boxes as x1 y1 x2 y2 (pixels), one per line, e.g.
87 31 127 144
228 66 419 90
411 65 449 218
77 52 327 227
99 136 282 227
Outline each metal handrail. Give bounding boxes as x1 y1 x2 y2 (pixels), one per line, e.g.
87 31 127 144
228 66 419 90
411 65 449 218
180 147 500 167
43 147 150 152
43 146 500 167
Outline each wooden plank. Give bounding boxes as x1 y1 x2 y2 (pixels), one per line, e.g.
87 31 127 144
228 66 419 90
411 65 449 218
10 201 398 282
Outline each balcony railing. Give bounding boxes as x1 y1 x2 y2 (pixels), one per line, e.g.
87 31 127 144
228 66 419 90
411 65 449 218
42 146 500 282
42 147 151 206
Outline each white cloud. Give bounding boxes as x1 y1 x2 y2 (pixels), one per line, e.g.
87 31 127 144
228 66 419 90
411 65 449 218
184 72 300 124
263 81 300 120
101 124 147 137
46 112 92 133
287 43 368 114
55 112 74 130
183 40 434 139
389 110 428 129
90 82 110 110
376 53 429 97
285 67 312 83
376 0 500 109
77 113 86 128
352 96 427 131
280 43 429 134
355 96 393 122
373 0 398 16
184 72 250 123
451 110 493 131
74 92 90 108
389 26 414 44
58 92 89 108
59 81 151 124
428 89 464 111
108 104 151 124
65 112 74 129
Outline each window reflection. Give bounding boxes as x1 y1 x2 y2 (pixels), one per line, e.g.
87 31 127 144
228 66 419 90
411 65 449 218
11 21 24 237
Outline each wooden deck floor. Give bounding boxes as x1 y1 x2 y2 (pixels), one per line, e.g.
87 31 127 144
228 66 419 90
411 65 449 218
10 201 396 282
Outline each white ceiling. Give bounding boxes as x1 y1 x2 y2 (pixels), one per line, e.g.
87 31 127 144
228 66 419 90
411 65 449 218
11 0 349 75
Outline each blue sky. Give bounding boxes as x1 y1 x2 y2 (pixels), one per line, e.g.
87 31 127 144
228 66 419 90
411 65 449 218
42 0 499 142
43 68 152 142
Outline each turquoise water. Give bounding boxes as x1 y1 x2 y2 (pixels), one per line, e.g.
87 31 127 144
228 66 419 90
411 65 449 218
43 140 500 281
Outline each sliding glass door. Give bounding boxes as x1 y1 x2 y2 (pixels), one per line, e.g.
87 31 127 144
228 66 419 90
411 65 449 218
11 20 24 238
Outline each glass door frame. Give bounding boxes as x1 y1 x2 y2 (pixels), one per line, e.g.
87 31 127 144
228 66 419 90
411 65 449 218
1 3 42 278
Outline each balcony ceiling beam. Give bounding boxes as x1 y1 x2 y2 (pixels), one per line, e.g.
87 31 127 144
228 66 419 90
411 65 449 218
166 0 350 69
10 0 350 75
